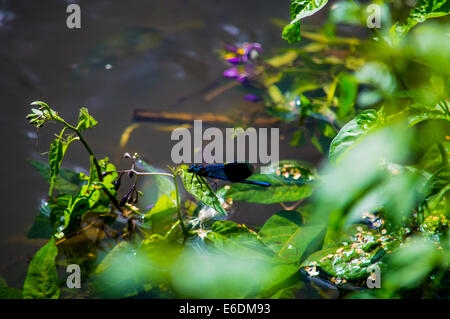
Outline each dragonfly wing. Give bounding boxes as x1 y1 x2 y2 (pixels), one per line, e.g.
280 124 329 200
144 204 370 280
202 165 229 180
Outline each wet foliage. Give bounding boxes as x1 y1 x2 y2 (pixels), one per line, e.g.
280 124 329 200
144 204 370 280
1 0 448 299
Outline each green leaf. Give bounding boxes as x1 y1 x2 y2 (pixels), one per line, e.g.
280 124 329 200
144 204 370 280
28 101 62 123
205 221 279 260
48 139 64 193
177 165 227 215
92 237 180 298
221 174 314 204
30 100 51 108
27 200 53 239
337 73 358 118
415 142 450 172
266 50 299 68
282 0 329 44
302 224 401 281
329 109 384 164
47 136 78 196
77 107 98 131
171 221 298 298
259 211 325 262
282 21 302 44
390 0 450 43
0 276 22 299
91 242 147 298
56 158 117 235
144 192 178 234
28 160 82 195
269 285 298 299
382 236 443 290
97 158 118 188
407 108 450 127
408 0 450 22
312 126 421 236
23 237 60 299
424 165 450 209
220 161 316 204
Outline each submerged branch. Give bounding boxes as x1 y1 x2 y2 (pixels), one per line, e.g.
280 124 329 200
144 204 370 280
132 109 280 126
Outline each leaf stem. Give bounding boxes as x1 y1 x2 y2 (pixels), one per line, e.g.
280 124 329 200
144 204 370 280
116 168 174 178
437 142 448 168
49 113 104 183
169 167 188 237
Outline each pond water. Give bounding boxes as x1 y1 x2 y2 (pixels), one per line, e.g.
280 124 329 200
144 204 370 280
0 0 324 288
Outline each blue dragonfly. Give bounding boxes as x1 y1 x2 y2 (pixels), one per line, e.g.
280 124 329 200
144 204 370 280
188 162 271 191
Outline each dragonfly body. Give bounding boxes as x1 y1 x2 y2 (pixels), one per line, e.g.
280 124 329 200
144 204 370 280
188 162 271 187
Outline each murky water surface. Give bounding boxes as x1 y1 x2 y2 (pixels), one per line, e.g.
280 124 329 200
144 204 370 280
0 0 324 287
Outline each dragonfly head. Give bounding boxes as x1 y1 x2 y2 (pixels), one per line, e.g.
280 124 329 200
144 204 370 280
188 164 198 173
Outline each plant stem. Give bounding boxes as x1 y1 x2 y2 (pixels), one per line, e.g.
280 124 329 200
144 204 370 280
52 116 104 182
73 127 103 181
100 184 123 213
437 142 448 168
170 168 188 237
116 169 174 178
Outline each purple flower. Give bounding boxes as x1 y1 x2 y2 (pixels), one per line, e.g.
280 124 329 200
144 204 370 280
223 67 239 78
222 42 263 99
224 44 238 53
226 57 241 64
223 42 263 66
236 74 249 82
241 43 263 63
244 94 261 102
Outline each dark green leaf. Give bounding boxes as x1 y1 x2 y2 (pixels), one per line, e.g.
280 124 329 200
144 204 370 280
382 236 443 290
48 139 64 191
23 237 60 299
171 221 297 298
221 174 314 204
28 160 82 195
424 165 450 209
302 226 398 280
0 276 22 299
47 136 78 195
177 165 227 215
260 211 325 262
27 201 53 239
220 161 316 204
92 238 179 298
